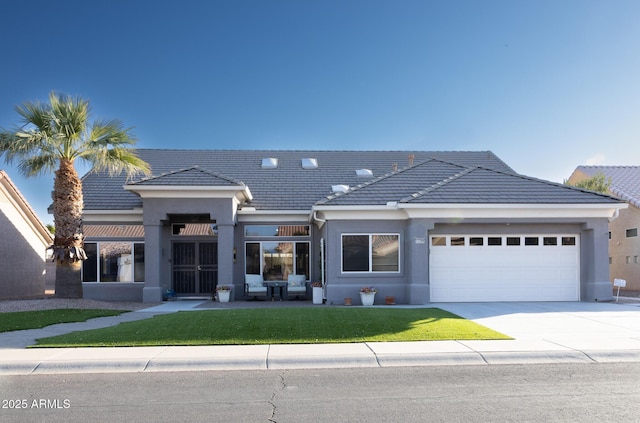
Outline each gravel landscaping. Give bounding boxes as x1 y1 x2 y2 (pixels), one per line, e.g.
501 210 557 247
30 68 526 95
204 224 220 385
0 296 159 313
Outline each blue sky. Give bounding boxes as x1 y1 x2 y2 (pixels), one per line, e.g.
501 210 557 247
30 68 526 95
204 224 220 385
1 0 639 224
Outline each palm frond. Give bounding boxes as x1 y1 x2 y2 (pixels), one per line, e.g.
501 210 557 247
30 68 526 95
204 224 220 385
86 119 137 148
15 100 52 133
18 154 59 176
0 127 56 175
49 92 90 142
3 91 148 179
84 147 150 178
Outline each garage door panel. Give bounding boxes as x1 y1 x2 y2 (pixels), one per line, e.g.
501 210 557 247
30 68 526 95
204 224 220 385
429 235 579 302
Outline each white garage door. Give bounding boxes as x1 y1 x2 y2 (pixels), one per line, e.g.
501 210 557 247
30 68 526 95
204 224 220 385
429 235 580 302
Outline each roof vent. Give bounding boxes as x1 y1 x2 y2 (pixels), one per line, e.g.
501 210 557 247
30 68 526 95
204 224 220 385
301 158 318 169
261 158 278 169
331 184 350 193
356 168 373 177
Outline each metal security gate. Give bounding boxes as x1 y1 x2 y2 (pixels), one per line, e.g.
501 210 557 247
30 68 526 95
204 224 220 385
172 242 218 295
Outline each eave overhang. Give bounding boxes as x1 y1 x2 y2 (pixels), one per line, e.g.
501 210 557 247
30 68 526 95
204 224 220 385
312 202 627 221
237 208 310 223
123 184 253 203
82 208 144 223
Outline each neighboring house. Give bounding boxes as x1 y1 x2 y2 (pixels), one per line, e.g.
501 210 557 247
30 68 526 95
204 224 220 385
79 150 624 304
567 166 640 293
0 170 53 299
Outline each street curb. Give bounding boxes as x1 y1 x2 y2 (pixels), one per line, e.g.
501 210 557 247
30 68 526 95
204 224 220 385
2 349 640 375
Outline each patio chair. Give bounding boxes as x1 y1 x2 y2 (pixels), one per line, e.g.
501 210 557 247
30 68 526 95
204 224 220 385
245 274 267 300
287 274 307 300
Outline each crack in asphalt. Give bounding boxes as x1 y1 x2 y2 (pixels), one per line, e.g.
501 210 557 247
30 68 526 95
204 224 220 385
268 370 287 422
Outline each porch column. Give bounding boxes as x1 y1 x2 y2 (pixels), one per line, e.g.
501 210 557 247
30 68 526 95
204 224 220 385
142 222 163 302
406 219 433 304
217 223 235 298
582 220 613 301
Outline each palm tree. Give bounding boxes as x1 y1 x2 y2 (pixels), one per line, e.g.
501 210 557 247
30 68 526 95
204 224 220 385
0 92 150 298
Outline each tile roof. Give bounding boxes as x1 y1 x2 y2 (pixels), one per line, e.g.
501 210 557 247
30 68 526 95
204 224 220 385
80 149 619 212
573 166 640 208
83 224 145 238
129 166 245 187
81 149 514 211
319 160 620 206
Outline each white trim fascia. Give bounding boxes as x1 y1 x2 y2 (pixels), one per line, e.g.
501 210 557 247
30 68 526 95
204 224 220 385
400 203 627 219
313 206 407 221
124 184 253 201
237 209 310 223
82 209 144 223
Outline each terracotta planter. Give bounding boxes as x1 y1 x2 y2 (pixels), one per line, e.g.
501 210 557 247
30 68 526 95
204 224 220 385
344 297 352 306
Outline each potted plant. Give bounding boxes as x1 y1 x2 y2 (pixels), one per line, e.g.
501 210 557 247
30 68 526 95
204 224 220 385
359 286 377 306
311 282 323 304
216 285 232 302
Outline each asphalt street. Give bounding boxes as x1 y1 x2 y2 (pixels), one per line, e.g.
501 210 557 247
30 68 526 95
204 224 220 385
2 363 640 422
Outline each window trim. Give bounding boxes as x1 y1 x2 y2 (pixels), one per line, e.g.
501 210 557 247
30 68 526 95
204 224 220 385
244 240 310 281
82 241 145 283
341 233 401 274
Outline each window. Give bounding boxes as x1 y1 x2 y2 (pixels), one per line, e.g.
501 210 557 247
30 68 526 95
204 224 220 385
82 242 145 282
245 241 310 280
488 237 502 246
562 237 576 246
543 237 558 246
525 237 539 246
342 234 400 273
469 237 484 246
431 237 446 246
626 228 638 238
451 237 465 246
507 237 521 246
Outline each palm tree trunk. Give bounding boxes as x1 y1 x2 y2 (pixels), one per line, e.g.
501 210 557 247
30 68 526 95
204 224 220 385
55 261 84 298
52 158 85 298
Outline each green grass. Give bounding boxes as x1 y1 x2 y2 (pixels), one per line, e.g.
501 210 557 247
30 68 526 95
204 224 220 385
0 309 126 333
32 308 510 347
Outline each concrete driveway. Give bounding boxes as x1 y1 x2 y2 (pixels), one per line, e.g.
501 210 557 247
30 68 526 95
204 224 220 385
437 301 640 358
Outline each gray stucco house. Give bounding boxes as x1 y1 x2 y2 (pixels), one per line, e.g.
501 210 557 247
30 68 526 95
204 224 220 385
567 166 640 293
0 170 53 299
79 150 624 304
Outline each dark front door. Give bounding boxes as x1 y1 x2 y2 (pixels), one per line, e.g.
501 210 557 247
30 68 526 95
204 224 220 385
172 242 218 295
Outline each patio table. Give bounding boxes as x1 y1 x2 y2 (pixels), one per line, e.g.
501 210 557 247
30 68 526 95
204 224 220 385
263 281 288 301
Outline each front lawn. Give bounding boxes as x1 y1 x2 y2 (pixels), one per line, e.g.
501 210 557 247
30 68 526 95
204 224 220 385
33 307 510 347
0 309 126 333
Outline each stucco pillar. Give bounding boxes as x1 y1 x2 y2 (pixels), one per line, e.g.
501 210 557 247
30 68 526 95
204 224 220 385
142 223 163 302
582 220 613 301
406 219 434 304
216 223 235 299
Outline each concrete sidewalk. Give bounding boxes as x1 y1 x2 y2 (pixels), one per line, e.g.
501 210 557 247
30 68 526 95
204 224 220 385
1 300 640 375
